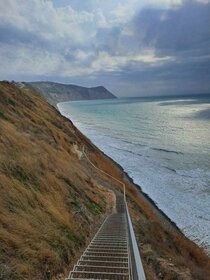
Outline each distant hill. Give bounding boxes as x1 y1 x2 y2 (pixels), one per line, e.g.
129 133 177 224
23 81 116 106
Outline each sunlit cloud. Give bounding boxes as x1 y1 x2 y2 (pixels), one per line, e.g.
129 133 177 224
0 0 209 96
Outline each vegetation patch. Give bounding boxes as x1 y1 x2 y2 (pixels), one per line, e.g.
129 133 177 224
11 166 29 185
65 230 83 246
60 225 83 245
0 263 22 280
86 202 102 215
0 111 7 120
8 98 16 107
69 194 80 208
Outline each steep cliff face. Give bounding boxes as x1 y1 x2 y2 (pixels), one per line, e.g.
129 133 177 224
0 82 210 280
23 82 116 106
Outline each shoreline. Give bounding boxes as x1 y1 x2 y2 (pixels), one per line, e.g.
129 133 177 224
57 102 210 257
88 135 210 257
2 81 210 279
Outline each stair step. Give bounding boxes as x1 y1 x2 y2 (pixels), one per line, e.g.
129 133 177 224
70 271 129 280
91 241 127 244
87 248 127 252
81 256 128 262
86 249 127 253
78 260 129 267
92 240 127 243
93 241 127 244
89 245 127 250
84 252 128 257
74 265 128 273
65 200 141 280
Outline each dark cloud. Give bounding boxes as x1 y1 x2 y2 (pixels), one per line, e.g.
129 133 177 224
94 27 122 55
106 0 210 96
132 1 210 56
0 23 51 50
0 0 209 96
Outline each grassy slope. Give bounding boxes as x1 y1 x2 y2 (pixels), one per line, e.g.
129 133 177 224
0 82 113 279
0 81 210 279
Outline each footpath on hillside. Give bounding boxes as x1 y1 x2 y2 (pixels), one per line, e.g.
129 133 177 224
66 193 132 279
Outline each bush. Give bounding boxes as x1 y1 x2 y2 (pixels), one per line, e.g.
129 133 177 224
86 202 102 215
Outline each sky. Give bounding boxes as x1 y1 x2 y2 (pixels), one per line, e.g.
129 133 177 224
0 0 209 97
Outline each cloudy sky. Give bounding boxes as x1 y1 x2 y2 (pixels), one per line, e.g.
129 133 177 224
0 0 209 97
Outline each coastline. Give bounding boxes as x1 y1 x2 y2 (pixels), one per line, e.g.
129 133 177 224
1 81 210 279
57 102 210 257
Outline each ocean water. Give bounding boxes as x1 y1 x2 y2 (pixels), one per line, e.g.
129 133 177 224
58 95 210 253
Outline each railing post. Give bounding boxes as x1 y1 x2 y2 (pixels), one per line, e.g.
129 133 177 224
123 183 126 202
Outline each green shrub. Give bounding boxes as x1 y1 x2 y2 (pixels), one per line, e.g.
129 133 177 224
0 111 7 120
86 202 102 215
11 167 28 185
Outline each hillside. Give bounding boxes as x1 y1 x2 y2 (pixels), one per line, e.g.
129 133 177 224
0 81 210 280
23 82 116 106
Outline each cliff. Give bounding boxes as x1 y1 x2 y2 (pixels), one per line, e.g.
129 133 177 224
23 82 116 106
0 81 210 280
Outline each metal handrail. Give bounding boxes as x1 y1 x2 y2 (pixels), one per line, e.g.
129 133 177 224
125 200 146 280
82 147 146 280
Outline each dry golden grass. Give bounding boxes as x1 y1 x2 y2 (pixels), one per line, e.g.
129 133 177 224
0 82 111 279
0 81 209 279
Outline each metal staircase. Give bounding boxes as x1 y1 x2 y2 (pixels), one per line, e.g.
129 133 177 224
66 195 146 280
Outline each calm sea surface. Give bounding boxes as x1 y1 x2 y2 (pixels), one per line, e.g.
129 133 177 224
58 95 210 253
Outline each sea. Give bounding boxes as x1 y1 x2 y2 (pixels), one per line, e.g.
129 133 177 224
58 95 210 253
